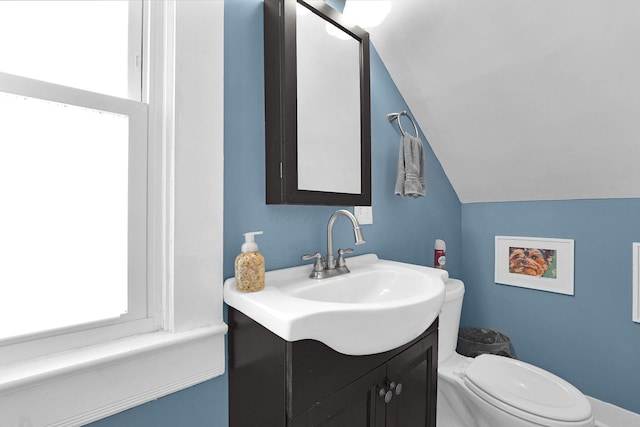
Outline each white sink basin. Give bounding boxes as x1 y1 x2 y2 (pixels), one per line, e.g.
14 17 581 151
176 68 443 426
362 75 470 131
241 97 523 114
223 254 447 355
281 268 426 304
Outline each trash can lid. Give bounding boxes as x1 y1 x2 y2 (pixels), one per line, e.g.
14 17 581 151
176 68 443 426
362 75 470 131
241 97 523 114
463 354 592 423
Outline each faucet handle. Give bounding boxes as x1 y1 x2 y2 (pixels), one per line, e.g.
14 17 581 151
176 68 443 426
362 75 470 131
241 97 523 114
302 252 325 272
336 248 354 268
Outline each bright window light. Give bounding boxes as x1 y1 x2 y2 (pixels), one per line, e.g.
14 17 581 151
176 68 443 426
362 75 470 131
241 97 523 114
0 92 129 341
0 1 130 99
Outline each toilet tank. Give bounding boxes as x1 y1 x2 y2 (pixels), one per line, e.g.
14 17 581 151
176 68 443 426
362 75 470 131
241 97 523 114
438 278 465 363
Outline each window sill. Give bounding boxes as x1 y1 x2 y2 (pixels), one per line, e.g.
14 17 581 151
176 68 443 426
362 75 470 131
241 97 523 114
0 323 227 427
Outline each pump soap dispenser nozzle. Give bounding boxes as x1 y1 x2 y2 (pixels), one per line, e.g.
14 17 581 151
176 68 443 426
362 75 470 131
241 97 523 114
241 231 263 253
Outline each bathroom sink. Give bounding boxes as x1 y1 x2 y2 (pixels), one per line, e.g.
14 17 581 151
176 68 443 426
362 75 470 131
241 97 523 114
224 254 447 355
280 268 424 303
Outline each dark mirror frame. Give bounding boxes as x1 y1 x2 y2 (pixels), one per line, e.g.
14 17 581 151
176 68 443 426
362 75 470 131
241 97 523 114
264 0 371 206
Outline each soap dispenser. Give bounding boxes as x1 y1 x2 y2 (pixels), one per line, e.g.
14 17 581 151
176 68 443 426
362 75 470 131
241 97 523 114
234 231 265 292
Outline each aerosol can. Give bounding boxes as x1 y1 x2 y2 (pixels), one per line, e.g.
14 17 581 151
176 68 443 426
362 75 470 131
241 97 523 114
434 239 446 269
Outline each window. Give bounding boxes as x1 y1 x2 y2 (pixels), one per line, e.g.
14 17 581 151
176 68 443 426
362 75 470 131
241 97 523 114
0 94 130 340
0 0 153 364
0 0 141 99
0 2 226 426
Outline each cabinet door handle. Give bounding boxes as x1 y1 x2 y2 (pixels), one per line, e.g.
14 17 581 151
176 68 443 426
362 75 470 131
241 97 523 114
394 382 403 395
379 381 402 403
378 386 393 403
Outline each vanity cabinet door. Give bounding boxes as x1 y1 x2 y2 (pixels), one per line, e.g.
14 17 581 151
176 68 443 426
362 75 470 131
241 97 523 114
288 364 387 427
289 332 438 427
385 334 438 427
229 308 438 427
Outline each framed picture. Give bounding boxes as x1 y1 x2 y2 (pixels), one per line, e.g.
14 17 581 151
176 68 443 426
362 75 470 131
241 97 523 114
633 243 640 323
495 236 574 295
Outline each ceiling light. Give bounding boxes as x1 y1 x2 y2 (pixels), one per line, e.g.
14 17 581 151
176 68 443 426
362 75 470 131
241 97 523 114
343 0 391 28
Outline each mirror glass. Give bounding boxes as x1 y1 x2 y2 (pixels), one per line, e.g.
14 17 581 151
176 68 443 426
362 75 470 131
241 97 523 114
296 4 361 194
264 0 371 206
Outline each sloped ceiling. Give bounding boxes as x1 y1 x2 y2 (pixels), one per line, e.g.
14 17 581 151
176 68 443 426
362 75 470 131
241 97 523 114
368 0 640 203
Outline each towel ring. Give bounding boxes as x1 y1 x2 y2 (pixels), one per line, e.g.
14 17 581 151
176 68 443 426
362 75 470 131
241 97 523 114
387 110 419 138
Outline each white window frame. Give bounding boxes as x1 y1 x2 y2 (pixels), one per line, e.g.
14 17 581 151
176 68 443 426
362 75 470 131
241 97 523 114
0 72 155 365
0 0 151 363
0 2 226 425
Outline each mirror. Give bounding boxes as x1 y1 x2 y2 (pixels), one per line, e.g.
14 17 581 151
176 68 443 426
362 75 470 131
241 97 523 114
264 0 371 205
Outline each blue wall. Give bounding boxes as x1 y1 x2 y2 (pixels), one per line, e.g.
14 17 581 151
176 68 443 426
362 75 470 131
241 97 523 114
223 0 461 277
87 379 228 427
82 0 640 423
89 0 461 425
461 200 640 414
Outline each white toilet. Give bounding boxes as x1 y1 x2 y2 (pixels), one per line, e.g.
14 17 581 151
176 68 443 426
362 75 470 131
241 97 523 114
437 278 595 427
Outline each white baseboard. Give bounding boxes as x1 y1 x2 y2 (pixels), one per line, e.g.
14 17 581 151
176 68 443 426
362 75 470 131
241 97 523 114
588 396 640 427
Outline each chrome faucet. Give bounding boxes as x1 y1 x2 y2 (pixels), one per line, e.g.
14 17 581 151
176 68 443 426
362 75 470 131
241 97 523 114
326 210 365 270
302 209 365 279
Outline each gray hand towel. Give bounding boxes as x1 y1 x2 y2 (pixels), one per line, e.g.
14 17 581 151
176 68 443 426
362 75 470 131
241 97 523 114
394 133 425 197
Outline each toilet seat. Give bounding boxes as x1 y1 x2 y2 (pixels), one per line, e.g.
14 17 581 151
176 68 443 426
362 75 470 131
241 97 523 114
464 354 592 424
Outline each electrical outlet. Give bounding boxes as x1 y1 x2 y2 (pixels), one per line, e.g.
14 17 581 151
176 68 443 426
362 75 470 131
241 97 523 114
354 206 373 225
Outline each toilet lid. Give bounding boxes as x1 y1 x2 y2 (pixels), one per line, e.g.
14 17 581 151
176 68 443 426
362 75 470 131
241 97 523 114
464 354 592 422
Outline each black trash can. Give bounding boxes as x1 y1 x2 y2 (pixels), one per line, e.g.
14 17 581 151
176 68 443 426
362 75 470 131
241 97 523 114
457 327 515 358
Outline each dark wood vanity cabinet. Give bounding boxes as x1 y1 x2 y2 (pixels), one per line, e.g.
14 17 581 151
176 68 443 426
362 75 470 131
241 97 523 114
229 308 438 427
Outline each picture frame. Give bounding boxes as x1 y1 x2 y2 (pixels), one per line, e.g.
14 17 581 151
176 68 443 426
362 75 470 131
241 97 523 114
495 236 574 295
632 243 640 323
